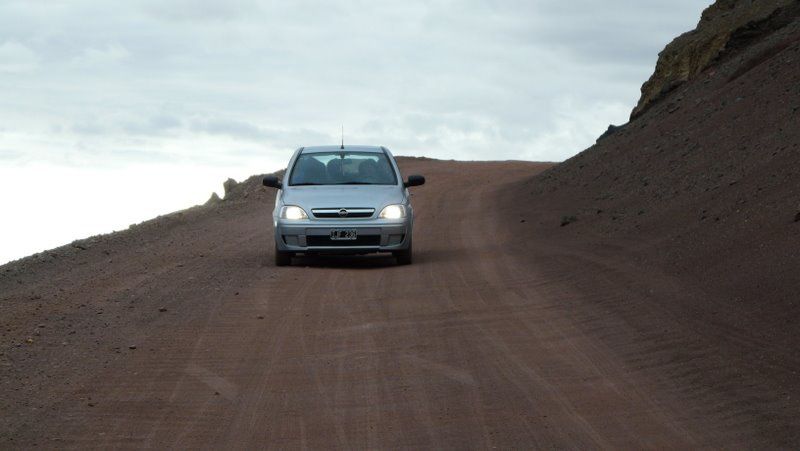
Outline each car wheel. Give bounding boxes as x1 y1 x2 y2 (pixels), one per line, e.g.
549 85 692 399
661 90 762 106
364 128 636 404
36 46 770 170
393 240 412 265
275 244 292 267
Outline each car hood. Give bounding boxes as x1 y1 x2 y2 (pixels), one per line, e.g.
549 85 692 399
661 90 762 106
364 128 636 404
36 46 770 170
282 185 404 209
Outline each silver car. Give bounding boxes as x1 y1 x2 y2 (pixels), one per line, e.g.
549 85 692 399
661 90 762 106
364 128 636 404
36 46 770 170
262 145 425 266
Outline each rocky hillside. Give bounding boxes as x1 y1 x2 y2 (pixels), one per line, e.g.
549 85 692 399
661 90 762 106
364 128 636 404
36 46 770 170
520 0 800 380
632 0 800 118
505 2 800 443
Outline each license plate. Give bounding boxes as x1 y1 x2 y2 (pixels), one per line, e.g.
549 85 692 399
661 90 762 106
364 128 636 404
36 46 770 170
330 229 357 240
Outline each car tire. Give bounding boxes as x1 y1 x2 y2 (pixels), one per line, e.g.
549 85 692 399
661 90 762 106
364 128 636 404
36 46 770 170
275 244 292 267
393 240 412 265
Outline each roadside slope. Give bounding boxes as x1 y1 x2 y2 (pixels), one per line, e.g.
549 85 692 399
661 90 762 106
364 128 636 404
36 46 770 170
518 0 800 371
504 2 800 445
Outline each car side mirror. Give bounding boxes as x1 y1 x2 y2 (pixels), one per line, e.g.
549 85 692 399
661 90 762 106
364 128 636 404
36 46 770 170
404 175 425 188
263 175 282 189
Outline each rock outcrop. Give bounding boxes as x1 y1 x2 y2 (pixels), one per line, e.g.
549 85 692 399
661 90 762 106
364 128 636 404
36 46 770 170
631 0 800 119
205 192 222 205
223 178 239 200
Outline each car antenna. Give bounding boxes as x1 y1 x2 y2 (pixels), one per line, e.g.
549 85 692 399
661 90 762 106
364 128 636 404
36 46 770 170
340 125 344 149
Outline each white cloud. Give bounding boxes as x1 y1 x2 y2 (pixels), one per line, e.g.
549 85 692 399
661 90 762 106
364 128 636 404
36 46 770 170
0 1 709 165
0 40 39 73
70 43 130 68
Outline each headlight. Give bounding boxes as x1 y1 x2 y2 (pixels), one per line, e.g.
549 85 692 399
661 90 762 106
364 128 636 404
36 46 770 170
280 205 308 220
379 204 406 219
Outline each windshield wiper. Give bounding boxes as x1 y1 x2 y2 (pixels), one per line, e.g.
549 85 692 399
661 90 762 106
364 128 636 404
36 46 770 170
292 181 377 186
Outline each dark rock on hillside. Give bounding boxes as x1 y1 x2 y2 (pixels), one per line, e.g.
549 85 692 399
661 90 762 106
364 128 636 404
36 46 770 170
596 124 622 142
632 0 800 119
223 178 238 200
205 192 222 205
220 170 286 203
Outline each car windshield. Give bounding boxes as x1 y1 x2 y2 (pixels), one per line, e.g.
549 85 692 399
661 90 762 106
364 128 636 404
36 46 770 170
289 151 398 186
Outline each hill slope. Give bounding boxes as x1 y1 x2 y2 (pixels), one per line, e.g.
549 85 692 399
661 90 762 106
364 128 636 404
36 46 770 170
521 0 800 345
507 0 800 442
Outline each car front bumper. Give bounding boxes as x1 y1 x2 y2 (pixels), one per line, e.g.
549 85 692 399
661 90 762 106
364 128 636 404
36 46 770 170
274 217 412 254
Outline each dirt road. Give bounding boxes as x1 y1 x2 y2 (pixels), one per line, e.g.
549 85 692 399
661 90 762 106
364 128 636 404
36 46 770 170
1 158 797 448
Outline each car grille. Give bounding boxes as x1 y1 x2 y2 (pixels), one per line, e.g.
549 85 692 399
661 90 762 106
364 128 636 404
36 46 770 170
306 235 381 246
311 208 374 218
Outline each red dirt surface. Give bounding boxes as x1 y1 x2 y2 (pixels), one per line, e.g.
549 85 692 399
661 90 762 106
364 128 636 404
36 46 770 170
1 154 798 448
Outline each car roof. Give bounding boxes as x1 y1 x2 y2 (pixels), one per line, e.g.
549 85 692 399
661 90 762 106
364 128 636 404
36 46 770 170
300 145 386 154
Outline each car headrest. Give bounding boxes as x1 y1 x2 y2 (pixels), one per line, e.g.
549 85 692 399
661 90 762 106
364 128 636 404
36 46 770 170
327 158 344 182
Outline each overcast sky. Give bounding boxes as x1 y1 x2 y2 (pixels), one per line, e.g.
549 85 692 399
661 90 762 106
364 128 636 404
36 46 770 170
0 0 709 263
